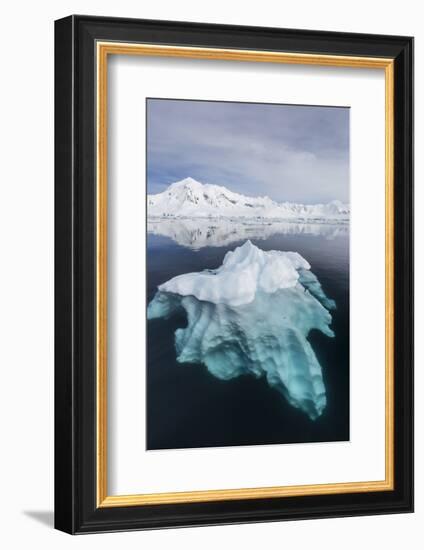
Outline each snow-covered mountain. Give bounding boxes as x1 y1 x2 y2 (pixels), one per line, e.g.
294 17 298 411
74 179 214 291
147 177 349 221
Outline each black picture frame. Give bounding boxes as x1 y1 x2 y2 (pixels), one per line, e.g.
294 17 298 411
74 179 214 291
55 14 413 534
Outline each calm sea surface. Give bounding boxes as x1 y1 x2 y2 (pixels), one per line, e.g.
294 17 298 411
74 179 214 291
146 223 349 450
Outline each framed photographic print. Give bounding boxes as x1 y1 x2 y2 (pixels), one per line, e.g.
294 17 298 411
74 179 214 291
54 15 413 534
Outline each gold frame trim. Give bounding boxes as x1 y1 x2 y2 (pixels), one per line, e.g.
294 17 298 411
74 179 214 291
96 42 395 508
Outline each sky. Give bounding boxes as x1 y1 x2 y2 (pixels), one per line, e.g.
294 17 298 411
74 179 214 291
146 98 349 204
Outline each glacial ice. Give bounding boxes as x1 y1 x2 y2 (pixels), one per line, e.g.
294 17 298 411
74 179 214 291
158 240 310 307
148 241 336 420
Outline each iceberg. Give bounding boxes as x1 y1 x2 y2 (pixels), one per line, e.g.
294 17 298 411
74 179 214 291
157 240 310 307
148 241 336 420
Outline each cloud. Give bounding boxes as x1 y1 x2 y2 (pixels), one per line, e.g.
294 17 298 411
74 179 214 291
147 99 349 204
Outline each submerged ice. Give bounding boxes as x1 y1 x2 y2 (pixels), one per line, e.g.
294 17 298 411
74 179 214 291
148 241 336 420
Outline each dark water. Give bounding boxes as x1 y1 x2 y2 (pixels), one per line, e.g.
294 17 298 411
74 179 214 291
146 227 349 450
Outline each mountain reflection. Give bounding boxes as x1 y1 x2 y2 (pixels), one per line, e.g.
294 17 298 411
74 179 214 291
147 217 349 250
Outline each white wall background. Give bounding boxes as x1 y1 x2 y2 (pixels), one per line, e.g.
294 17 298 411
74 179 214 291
0 0 420 547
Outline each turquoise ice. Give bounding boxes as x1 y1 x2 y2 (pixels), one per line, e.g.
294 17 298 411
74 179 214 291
148 241 336 420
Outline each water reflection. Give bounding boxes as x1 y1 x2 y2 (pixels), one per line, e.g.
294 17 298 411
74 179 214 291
147 217 349 250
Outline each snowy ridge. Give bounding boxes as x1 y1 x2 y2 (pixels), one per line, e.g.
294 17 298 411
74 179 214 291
148 177 349 221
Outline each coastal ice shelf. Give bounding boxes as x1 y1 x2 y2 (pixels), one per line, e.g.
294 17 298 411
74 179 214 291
148 177 350 221
148 241 337 420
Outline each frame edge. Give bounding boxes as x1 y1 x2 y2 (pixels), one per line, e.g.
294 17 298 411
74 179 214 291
54 14 77 535
54 15 414 533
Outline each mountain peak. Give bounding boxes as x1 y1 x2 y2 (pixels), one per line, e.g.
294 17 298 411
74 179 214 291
169 177 203 190
148 178 350 221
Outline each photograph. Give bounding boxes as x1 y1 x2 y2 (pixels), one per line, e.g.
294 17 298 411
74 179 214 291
146 98 350 450
51 11 413 536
